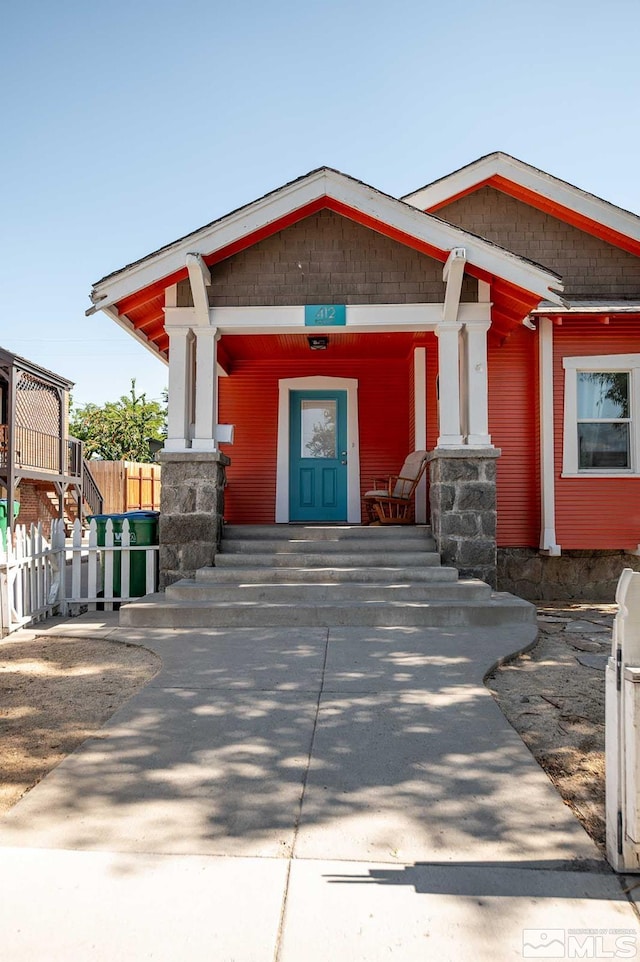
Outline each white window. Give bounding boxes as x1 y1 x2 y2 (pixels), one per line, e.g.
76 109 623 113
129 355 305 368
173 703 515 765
562 354 640 476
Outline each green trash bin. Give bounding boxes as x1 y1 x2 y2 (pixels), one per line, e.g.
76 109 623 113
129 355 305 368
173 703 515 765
123 511 159 597
89 511 159 598
0 499 20 548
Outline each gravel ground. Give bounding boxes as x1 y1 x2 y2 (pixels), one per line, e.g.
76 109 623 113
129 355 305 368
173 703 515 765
487 602 615 852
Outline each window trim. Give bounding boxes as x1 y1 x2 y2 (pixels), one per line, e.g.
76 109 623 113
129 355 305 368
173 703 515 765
562 354 640 477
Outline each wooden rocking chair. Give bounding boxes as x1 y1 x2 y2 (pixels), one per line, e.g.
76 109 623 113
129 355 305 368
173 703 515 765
363 450 428 525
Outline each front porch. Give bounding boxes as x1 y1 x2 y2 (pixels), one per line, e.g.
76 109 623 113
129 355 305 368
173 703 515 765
88 166 564 593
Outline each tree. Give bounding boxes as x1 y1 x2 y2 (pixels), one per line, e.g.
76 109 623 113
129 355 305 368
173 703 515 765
305 406 336 458
70 380 167 461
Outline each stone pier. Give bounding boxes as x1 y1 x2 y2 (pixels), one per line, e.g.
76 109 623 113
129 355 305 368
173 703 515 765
428 448 500 588
158 451 229 588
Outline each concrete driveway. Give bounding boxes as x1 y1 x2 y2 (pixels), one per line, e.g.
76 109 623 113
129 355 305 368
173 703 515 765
0 614 638 961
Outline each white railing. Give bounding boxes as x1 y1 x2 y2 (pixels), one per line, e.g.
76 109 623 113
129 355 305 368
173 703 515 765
0 518 159 637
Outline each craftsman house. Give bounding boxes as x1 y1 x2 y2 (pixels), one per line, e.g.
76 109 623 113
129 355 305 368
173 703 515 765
0 348 103 539
87 153 640 599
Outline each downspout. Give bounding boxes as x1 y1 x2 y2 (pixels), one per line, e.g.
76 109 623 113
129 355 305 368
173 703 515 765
538 316 561 555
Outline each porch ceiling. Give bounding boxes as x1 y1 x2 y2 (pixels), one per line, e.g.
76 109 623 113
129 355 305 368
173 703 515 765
219 330 429 365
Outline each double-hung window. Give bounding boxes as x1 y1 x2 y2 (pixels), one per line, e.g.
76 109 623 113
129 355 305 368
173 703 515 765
562 354 640 476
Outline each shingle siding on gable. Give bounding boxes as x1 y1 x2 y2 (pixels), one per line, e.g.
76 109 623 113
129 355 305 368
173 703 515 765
436 186 640 299
177 209 478 307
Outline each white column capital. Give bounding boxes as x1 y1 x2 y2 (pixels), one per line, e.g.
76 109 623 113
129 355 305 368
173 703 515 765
193 325 219 338
164 323 193 336
435 320 462 336
463 318 491 333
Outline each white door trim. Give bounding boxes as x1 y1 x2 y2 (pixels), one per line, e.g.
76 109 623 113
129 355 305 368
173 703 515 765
276 376 361 523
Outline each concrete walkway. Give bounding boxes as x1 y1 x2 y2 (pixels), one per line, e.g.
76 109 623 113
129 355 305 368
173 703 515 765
0 613 638 961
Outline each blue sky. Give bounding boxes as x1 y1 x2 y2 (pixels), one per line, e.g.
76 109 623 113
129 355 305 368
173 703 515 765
1 0 639 406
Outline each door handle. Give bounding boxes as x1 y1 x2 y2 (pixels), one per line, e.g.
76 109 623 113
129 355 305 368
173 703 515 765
341 451 347 465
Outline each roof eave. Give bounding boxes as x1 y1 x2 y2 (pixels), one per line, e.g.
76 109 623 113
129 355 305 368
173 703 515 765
90 166 564 316
402 152 640 248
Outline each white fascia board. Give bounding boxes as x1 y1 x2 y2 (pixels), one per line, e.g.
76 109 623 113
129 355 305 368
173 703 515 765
92 166 563 312
165 302 491 336
404 155 501 210
323 170 564 305
91 170 334 309
404 153 640 247
533 301 640 315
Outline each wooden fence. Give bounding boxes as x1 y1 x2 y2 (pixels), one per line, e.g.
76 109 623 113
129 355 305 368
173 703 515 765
0 518 159 636
86 461 161 514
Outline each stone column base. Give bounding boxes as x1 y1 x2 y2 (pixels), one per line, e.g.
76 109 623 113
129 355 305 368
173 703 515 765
428 447 500 588
158 450 230 588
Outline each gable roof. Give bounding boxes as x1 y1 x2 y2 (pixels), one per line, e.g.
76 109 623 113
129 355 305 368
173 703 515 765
403 152 640 258
88 167 564 359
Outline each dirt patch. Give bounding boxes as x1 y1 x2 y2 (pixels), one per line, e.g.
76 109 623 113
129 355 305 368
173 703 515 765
487 603 615 852
0 633 160 814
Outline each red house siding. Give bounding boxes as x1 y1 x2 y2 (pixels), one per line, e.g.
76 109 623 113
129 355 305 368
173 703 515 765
554 320 640 550
218 357 411 524
488 327 540 547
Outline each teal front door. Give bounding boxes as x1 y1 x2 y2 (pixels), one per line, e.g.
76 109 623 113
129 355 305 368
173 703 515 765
289 390 348 521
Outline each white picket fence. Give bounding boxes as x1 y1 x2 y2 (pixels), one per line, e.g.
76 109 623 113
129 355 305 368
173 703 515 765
0 517 159 637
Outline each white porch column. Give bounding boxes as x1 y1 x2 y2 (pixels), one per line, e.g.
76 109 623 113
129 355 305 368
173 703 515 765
464 320 492 447
192 327 220 452
413 347 427 523
435 321 463 447
164 326 192 452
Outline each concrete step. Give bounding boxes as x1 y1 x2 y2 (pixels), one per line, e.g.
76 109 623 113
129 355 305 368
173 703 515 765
223 524 433 542
215 551 442 568
119 523 531 632
195 565 460 584
119 593 536 629
220 538 438 555
165 578 492 604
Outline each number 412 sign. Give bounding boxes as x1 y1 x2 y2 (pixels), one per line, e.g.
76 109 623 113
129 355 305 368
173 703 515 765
304 305 346 327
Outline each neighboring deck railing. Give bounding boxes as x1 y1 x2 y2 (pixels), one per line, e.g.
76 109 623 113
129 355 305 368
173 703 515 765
82 460 104 516
0 424 82 477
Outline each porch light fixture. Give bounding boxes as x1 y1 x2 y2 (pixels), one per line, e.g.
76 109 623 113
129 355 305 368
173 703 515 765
308 336 329 351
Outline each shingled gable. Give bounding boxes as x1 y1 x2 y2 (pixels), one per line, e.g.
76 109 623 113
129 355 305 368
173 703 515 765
403 152 640 259
88 166 563 359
